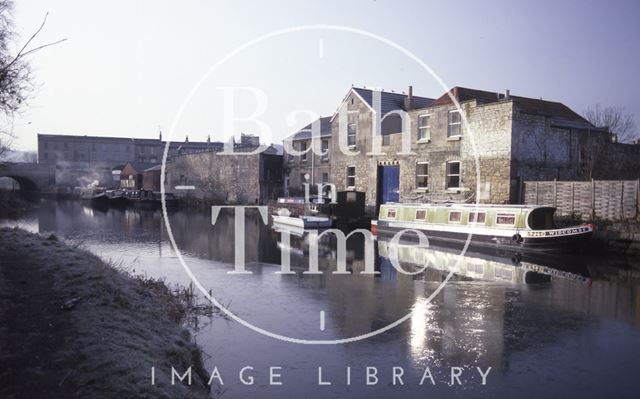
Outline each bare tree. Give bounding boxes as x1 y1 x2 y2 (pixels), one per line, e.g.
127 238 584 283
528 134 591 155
0 0 66 158
583 104 638 143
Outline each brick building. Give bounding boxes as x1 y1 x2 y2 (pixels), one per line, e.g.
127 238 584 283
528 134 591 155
285 86 640 214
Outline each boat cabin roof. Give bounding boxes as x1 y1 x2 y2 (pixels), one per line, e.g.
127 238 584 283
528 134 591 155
380 202 552 211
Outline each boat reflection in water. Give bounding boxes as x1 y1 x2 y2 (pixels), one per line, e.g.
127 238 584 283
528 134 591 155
376 237 591 286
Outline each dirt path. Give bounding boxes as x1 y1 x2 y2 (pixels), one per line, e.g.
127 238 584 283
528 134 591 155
0 227 210 398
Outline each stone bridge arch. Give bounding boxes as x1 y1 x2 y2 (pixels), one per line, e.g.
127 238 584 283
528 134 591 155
0 162 55 199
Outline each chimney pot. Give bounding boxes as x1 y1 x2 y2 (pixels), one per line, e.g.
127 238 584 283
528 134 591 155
505 89 511 99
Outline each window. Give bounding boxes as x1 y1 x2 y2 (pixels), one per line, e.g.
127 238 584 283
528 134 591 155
386 208 397 219
415 209 427 220
321 139 329 161
496 213 516 225
347 112 357 147
446 161 461 189
44 142 48 149
416 162 429 189
300 141 308 162
449 211 462 222
64 142 68 149
418 114 430 141
382 134 390 146
468 211 487 224
448 110 462 137
322 173 329 183
43 152 48 159
346 166 356 188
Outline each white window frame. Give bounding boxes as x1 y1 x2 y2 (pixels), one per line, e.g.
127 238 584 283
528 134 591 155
321 139 329 161
445 161 461 190
300 141 308 162
468 211 487 224
496 212 517 226
448 210 462 223
415 161 429 190
447 110 462 138
417 114 430 142
347 111 358 148
346 165 356 189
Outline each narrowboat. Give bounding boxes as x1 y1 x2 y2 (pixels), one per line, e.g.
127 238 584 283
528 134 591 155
105 189 128 207
372 203 594 253
80 187 109 206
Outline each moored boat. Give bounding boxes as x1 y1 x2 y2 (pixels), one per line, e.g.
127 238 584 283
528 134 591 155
272 214 333 229
373 203 594 253
80 187 109 207
105 189 128 207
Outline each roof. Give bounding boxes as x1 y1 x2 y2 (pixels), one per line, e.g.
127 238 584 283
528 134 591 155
264 143 284 155
287 116 332 141
430 86 594 128
122 161 156 173
352 87 434 114
143 164 163 172
37 133 217 146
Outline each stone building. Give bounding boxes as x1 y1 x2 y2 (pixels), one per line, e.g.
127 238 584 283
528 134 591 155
283 116 332 196
37 132 219 187
286 86 640 214
166 142 284 205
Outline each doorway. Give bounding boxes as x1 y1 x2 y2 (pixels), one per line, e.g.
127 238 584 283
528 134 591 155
377 165 400 212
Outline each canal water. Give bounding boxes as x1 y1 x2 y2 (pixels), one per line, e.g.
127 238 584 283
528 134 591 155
3 201 640 398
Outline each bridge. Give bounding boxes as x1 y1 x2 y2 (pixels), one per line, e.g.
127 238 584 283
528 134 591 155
0 162 56 197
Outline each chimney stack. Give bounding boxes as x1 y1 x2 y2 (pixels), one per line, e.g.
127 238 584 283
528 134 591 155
505 89 511 100
404 85 414 110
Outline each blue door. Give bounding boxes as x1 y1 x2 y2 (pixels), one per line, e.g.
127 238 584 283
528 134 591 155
379 166 400 204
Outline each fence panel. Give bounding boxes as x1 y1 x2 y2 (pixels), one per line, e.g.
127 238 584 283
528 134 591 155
522 180 639 221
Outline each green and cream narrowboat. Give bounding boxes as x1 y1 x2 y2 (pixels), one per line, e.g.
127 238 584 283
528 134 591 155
372 203 594 253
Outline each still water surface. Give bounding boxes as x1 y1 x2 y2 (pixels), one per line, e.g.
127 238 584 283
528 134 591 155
3 201 640 398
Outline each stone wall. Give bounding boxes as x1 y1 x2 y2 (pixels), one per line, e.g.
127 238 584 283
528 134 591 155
283 138 331 197
167 151 282 205
326 95 517 212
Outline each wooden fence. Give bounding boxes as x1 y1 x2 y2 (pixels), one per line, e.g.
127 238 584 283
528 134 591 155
522 180 640 221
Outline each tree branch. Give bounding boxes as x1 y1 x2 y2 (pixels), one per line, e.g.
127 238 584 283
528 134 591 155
0 11 66 74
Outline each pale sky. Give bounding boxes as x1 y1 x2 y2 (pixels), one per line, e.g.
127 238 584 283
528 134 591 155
10 0 640 150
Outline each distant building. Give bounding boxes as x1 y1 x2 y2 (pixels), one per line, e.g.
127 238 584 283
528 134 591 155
37 132 220 187
142 165 162 191
120 162 148 190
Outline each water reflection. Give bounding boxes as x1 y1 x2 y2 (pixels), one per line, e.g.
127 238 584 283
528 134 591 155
3 201 640 398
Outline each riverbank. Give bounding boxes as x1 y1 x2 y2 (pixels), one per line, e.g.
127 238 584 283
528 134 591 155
0 227 210 398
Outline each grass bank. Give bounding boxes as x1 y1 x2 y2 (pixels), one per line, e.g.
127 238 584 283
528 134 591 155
0 227 211 398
